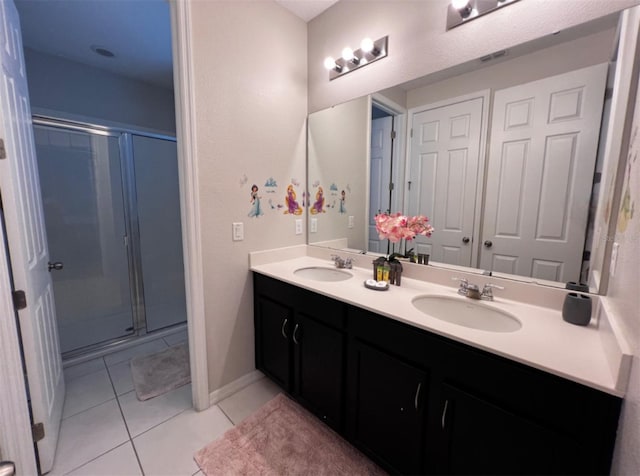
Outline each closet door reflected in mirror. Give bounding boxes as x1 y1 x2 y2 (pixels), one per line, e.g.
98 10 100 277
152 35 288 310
35 125 134 353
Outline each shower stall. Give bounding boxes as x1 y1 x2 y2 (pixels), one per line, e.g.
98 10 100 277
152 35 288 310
33 116 187 358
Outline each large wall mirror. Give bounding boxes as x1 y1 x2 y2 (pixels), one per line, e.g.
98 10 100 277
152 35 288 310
307 9 633 294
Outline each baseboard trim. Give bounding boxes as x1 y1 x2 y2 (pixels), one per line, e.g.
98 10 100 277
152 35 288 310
209 369 265 406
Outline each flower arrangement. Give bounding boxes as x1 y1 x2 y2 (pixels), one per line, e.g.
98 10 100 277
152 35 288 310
374 212 434 260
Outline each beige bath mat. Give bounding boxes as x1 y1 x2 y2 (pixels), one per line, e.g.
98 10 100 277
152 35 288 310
130 342 190 401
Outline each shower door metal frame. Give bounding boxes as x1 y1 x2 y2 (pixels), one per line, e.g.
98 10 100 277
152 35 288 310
32 115 178 359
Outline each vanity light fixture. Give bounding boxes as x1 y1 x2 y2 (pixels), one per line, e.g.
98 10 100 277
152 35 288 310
323 35 388 80
446 0 520 31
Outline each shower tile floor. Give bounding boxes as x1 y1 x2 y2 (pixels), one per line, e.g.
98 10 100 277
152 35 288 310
49 330 281 475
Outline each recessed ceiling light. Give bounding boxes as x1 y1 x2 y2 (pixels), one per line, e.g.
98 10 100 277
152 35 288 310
90 45 115 58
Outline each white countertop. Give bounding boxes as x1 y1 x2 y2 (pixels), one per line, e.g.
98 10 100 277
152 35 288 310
250 250 632 397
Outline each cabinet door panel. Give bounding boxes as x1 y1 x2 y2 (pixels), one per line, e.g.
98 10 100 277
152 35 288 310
438 383 584 475
351 341 428 475
255 297 292 390
295 313 345 430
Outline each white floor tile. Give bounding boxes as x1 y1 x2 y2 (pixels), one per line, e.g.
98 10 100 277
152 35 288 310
104 339 168 367
51 399 129 475
119 384 192 437
107 360 135 395
65 442 142 476
62 369 116 419
134 404 233 476
164 329 188 346
217 377 281 424
64 358 106 381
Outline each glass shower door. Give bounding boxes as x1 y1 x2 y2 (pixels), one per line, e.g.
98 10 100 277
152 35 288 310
34 125 134 353
132 135 187 332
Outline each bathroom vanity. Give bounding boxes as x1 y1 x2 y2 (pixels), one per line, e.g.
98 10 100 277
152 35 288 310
251 250 629 475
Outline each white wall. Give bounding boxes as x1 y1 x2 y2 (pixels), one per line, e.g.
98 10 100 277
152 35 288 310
608 66 640 475
406 27 615 108
308 0 637 112
24 48 176 134
187 1 307 392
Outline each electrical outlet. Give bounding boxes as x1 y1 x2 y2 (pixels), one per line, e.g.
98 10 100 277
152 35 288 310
348 216 354 229
311 218 318 233
295 219 303 235
232 222 244 241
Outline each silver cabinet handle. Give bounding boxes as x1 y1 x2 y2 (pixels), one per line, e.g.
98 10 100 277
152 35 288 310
293 323 300 345
441 400 449 429
281 318 288 339
414 382 422 410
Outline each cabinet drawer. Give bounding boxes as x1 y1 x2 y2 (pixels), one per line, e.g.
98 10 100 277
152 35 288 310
348 305 431 367
296 287 346 330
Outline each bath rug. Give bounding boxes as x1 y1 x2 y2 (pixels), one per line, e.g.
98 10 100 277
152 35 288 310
130 342 190 401
194 393 386 476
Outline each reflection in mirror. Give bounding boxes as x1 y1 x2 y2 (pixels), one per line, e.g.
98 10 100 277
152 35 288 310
307 11 626 292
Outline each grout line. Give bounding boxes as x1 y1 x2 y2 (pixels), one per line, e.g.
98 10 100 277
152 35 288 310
216 404 237 427
60 441 132 476
107 359 146 476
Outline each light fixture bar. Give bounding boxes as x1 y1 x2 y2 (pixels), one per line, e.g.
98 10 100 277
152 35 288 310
327 36 388 81
446 0 520 31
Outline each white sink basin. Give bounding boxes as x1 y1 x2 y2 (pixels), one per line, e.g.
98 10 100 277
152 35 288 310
293 266 353 282
412 295 521 333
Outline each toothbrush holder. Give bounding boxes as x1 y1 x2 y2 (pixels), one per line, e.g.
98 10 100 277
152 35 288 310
562 293 592 326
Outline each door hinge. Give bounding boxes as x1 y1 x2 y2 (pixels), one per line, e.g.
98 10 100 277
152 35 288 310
32 422 45 442
389 182 395 191
410 128 413 138
12 290 27 310
0 138 6 159
390 130 396 140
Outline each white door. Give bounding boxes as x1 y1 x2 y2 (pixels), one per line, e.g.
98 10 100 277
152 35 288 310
0 0 64 472
368 116 393 253
407 97 483 265
480 64 607 282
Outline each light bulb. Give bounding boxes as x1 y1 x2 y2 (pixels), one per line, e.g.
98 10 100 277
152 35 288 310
341 47 354 62
323 56 337 71
451 0 470 10
360 38 374 53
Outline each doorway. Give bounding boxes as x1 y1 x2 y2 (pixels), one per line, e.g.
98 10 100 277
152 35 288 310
34 118 187 358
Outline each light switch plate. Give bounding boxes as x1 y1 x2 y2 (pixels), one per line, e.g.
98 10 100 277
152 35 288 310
348 216 354 229
295 219 303 235
232 222 244 241
310 218 318 233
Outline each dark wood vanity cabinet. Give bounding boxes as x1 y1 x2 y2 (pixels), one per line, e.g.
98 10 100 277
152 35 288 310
253 273 622 475
254 273 346 431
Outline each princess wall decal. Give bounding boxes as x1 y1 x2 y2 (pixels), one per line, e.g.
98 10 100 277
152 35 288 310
248 184 263 217
284 184 303 215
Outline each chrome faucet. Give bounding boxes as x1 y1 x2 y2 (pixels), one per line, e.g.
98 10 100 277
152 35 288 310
480 283 504 301
453 278 504 300
331 254 354 269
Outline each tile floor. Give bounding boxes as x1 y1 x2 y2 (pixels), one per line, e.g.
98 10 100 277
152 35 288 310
49 330 281 476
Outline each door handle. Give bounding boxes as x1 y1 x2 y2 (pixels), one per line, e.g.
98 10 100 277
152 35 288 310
483 240 493 248
293 323 300 345
0 461 16 476
441 400 449 429
281 318 288 339
48 261 64 271
414 382 422 410
462 236 470 244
